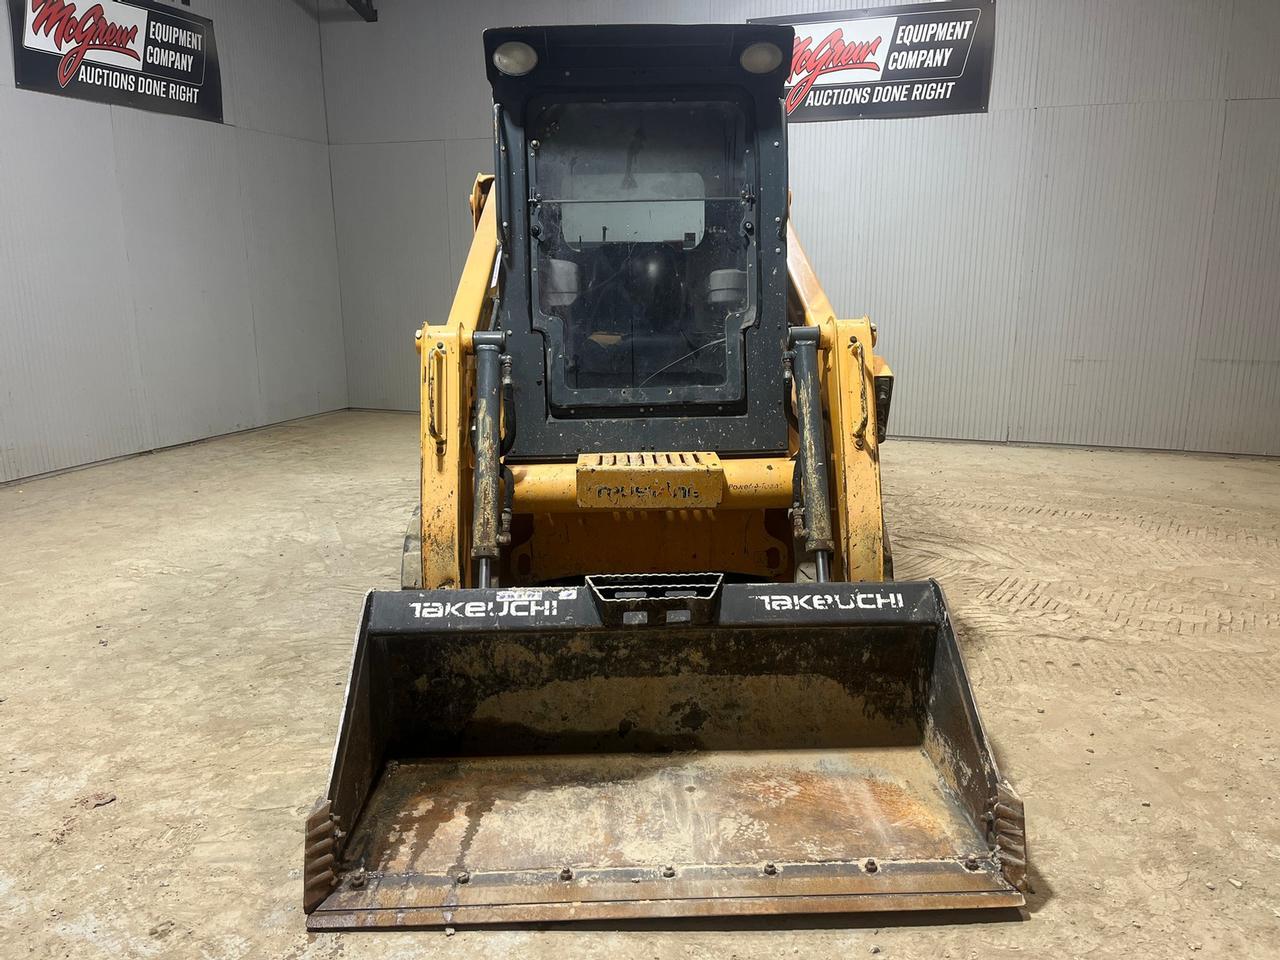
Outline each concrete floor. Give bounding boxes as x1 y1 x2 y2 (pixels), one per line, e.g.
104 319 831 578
1 409 1277 959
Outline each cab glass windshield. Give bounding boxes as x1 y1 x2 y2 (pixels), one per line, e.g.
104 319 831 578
530 99 753 409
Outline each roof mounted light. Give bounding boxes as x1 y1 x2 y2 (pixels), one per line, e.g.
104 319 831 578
493 40 538 77
740 41 783 75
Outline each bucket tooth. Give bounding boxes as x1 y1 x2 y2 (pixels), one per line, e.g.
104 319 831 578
992 780 1029 892
303 800 339 913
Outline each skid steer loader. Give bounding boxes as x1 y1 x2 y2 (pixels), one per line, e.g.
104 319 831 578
304 23 1027 929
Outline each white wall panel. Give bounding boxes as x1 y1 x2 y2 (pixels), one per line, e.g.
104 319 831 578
721 0 889 19
0 87 149 481
1184 98 1280 455
0 0 13 89
562 0 713 24
790 109 1035 441
220 0 328 143
1008 99 1223 449
239 129 348 423
1227 0 1280 100
444 138 496 285
1 0 344 483
331 140 451 410
1028 0 1228 108
320 0 472 145
112 109 261 447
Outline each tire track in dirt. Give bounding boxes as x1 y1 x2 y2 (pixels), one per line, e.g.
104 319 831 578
960 635 1280 692
971 575 1280 638
891 496 1280 551
882 478 1280 694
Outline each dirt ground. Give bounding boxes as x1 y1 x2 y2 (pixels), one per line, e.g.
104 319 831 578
1 410 1277 959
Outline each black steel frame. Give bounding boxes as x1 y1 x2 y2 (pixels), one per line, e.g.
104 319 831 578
482 24 796 462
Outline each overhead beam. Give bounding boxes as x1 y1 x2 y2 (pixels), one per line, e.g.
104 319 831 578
346 0 377 22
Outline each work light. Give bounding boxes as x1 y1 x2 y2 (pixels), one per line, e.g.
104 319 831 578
740 41 783 74
493 40 538 76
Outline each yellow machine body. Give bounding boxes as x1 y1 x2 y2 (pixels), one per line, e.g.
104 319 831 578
305 24 1025 932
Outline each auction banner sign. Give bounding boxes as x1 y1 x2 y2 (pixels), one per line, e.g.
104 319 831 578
7 0 222 122
752 1 995 122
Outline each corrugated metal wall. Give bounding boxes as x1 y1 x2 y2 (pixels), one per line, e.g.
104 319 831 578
0 1 346 483
320 0 1280 455
4 1 1275 480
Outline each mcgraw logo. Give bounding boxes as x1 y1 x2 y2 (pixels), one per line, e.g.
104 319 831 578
27 0 142 87
787 28 884 114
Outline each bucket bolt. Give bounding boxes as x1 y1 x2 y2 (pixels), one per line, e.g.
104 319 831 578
455 870 471 885
662 865 676 879
864 859 879 874
559 867 573 882
764 862 778 876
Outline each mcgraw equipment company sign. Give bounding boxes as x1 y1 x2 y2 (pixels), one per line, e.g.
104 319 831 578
753 1 995 122
8 0 222 122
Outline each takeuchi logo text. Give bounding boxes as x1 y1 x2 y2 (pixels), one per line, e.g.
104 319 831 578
28 0 141 88
787 28 883 114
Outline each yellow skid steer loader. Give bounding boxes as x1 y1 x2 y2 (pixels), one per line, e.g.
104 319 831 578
304 23 1027 929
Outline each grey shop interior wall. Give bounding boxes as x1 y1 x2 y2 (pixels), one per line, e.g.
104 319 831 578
0 1 346 483
3 1 1275 481
321 0 1280 456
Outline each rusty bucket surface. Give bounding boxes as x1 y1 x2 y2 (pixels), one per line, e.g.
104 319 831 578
304 580 1027 929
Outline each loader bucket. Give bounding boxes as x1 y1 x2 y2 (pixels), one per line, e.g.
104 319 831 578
304 579 1027 929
